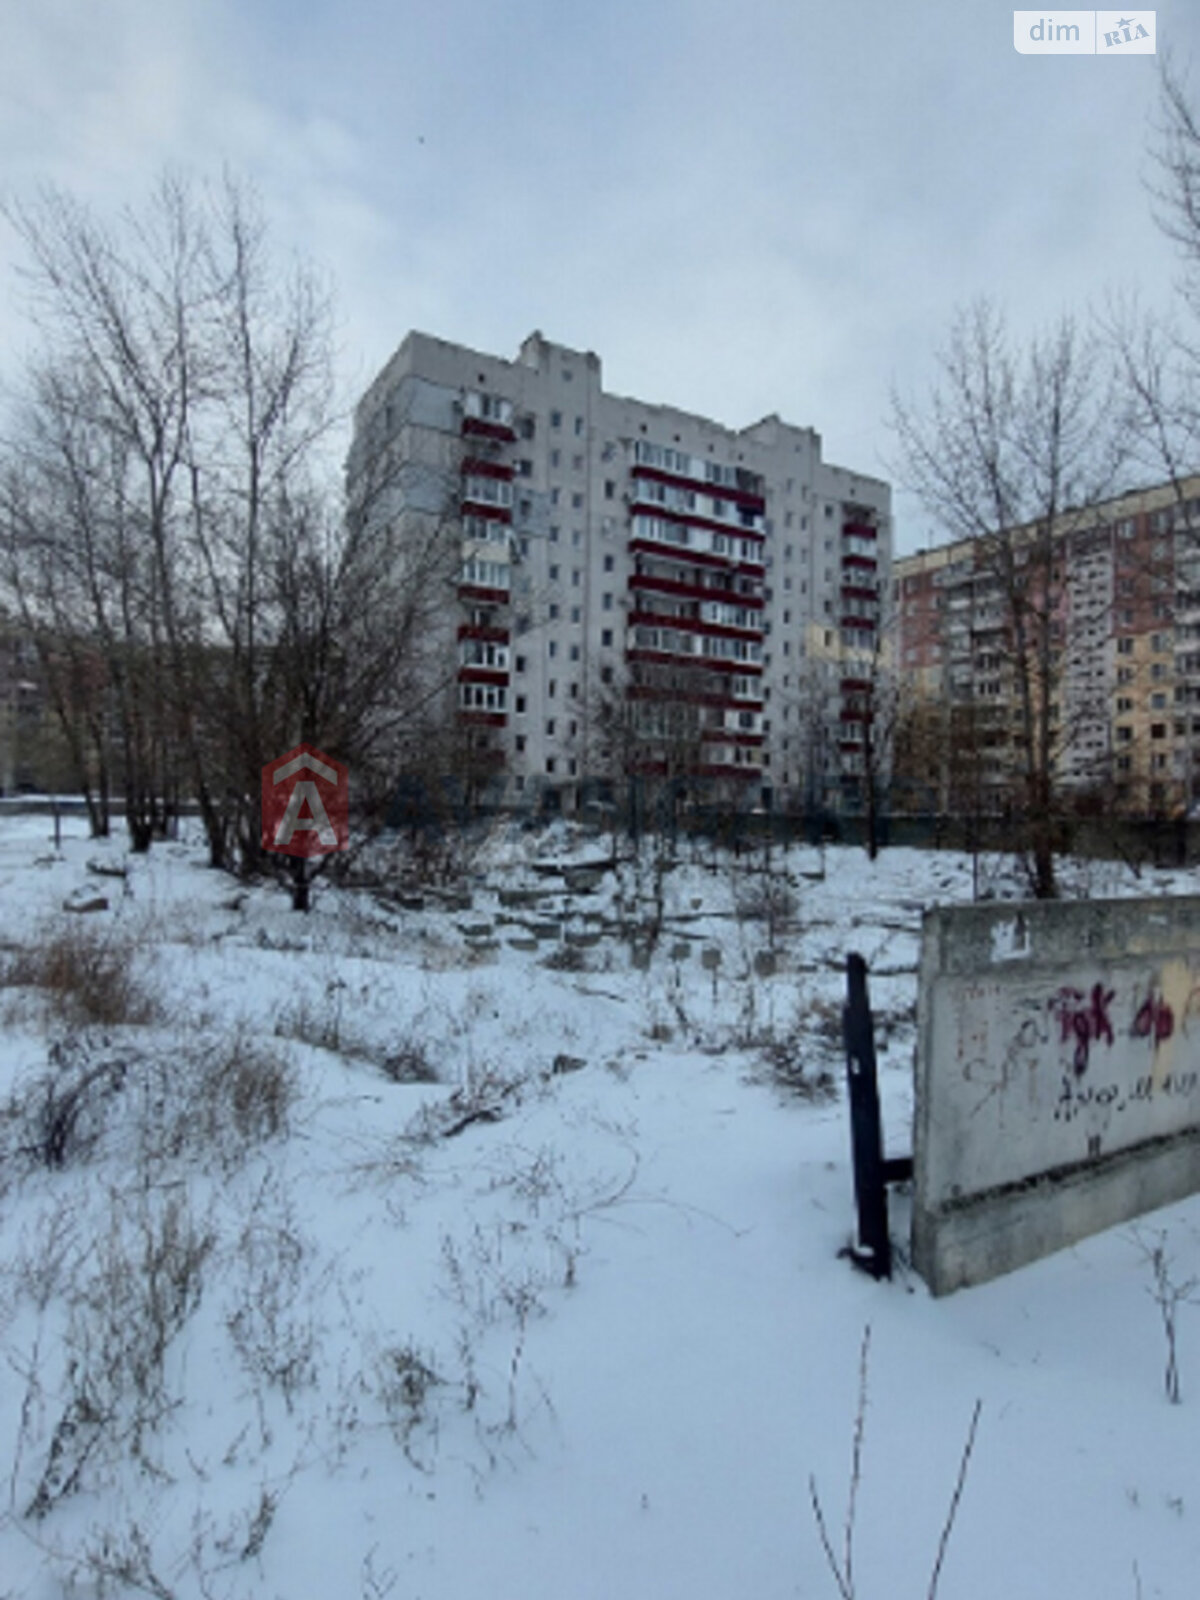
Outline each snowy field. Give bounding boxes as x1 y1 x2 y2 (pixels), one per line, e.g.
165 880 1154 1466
0 814 1197 1600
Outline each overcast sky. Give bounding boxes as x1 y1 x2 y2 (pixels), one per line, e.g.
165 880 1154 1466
2 0 1198 552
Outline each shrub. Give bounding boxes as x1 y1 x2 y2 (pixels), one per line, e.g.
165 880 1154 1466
4 1030 297 1180
1 921 155 1028
380 1039 440 1084
192 1029 297 1146
757 1034 838 1101
541 942 588 973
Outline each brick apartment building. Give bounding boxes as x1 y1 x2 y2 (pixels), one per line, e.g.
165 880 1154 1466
893 475 1200 818
347 330 892 815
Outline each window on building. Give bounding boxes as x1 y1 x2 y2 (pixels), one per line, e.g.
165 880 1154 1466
546 757 557 774
572 492 583 509
601 629 613 647
605 481 615 500
515 695 527 714
575 416 584 435
550 410 562 429
603 593 613 610
549 564 559 581
604 554 614 572
546 719 556 735
515 735 526 753
550 448 561 467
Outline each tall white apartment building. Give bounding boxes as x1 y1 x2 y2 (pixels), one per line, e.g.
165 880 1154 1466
347 329 891 815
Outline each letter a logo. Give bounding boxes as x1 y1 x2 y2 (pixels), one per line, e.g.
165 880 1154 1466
262 744 349 858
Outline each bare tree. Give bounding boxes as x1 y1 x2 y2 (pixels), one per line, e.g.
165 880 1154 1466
852 612 898 862
1103 62 1200 816
891 301 1128 897
0 174 447 902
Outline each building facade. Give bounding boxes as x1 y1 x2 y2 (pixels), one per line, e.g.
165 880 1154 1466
893 476 1200 818
347 330 891 814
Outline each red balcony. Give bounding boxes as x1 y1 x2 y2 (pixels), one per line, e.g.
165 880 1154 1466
629 572 764 608
457 622 510 643
459 500 511 522
628 538 764 575
462 416 516 442
625 647 762 676
700 728 766 748
459 583 510 606
626 682 765 713
628 500 766 545
462 457 514 480
627 757 758 781
627 609 764 644
458 710 507 728
631 463 766 513
458 667 509 687
695 760 760 780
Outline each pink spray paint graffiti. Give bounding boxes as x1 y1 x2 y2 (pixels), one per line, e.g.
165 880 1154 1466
1132 986 1175 1046
1049 983 1115 1076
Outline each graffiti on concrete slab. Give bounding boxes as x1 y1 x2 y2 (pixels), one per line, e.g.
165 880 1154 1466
1050 982 1115 1074
925 952 1200 1207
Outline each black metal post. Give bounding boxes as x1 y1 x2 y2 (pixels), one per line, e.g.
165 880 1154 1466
843 951 892 1280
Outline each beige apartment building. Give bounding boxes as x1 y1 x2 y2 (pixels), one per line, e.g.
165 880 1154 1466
347 330 892 815
893 475 1200 818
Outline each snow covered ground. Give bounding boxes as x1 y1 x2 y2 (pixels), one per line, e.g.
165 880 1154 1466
0 814 1196 1599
